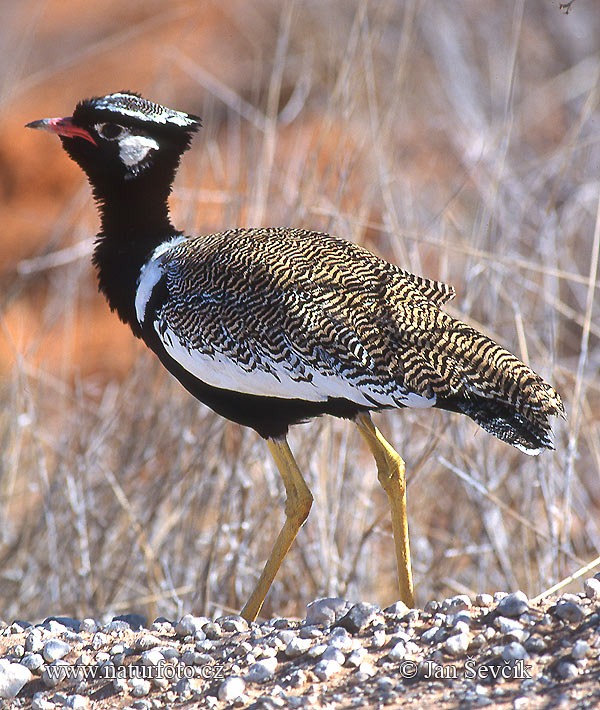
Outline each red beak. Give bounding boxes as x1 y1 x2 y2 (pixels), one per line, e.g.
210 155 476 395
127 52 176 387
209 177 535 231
25 116 97 145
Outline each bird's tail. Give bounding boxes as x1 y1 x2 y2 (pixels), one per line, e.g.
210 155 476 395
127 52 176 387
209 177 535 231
426 313 565 455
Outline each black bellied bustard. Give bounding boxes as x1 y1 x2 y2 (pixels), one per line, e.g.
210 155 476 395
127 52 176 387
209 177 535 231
27 93 564 620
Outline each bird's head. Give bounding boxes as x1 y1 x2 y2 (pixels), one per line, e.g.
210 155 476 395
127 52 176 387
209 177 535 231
26 92 201 189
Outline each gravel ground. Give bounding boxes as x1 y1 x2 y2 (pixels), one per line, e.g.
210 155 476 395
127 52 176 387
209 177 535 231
1 580 600 710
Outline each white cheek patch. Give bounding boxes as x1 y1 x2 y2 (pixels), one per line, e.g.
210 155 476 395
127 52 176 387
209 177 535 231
118 134 159 167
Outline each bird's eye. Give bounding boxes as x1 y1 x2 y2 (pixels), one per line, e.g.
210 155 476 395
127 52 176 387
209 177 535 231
98 123 124 140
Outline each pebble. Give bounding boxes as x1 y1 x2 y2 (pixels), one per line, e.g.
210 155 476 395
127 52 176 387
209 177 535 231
218 676 246 702
475 593 494 607
305 598 349 626
501 642 528 662
442 595 472 613
328 627 353 651
443 632 470 657
80 619 98 634
583 577 600 600
384 601 410 616
246 657 278 683
496 591 529 618
175 614 208 637
130 677 151 697
20 653 44 672
65 694 89 709
555 601 584 624
285 637 312 658
314 658 342 680
43 639 71 663
571 639 590 660
555 661 579 680
387 641 406 661
321 646 345 664
141 649 164 666
496 617 524 634
337 602 382 634
0 659 32 699
113 613 147 631
42 660 70 687
218 615 249 633
524 635 546 654
346 647 367 667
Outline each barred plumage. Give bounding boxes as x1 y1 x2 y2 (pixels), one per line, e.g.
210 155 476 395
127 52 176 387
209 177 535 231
27 92 564 617
136 226 563 452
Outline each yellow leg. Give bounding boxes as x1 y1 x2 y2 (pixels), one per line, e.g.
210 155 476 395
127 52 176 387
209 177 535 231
356 412 414 608
240 438 313 622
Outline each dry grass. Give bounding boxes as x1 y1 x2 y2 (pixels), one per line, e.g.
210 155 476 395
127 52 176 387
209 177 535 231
1 0 599 623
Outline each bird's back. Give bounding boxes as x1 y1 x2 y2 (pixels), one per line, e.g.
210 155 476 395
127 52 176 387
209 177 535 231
144 227 563 452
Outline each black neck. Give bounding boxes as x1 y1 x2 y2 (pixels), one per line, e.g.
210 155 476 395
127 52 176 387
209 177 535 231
91 175 178 335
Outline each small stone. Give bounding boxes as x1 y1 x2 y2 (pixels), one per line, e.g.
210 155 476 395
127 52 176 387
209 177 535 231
583 577 600 600
524 636 546 654
25 630 44 654
175 614 208 637
113 677 128 694
130 677 151 697
203 622 222 640
246 657 278 683
113 614 147 631
377 676 395 691
80 619 98 634
218 676 246 702
355 661 377 679
135 634 163 652
141 649 164 666
218 615 249 633
387 641 406 661
42 639 71 663
20 653 44 673
424 600 440 614
384 601 410 616
321 646 345 664
555 661 579 680
328 627 353 651
307 643 327 659
496 617 524 634
31 693 54 710
421 627 439 644
0 659 33 699
443 632 470 657
305 598 349 626
65 694 89 709
475 593 494 607
285 637 312 658
298 625 323 639
501 642 528 662
346 647 367 667
42 660 70 688
555 601 584 624
453 620 470 636
496 591 529 618
277 630 296 645
103 620 130 634
571 639 590 660
314 659 342 680
442 595 472 613
336 602 381 634
370 629 387 649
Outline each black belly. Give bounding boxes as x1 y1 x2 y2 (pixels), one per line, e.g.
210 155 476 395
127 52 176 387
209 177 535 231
142 326 369 439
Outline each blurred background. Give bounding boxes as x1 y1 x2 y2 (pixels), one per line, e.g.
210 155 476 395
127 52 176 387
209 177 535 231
1 0 599 623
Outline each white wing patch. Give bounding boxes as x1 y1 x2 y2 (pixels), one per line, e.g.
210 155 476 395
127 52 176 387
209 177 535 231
135 236 187 324
157 324 437 409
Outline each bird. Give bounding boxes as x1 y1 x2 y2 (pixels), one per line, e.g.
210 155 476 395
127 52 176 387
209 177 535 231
26 92 564 620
